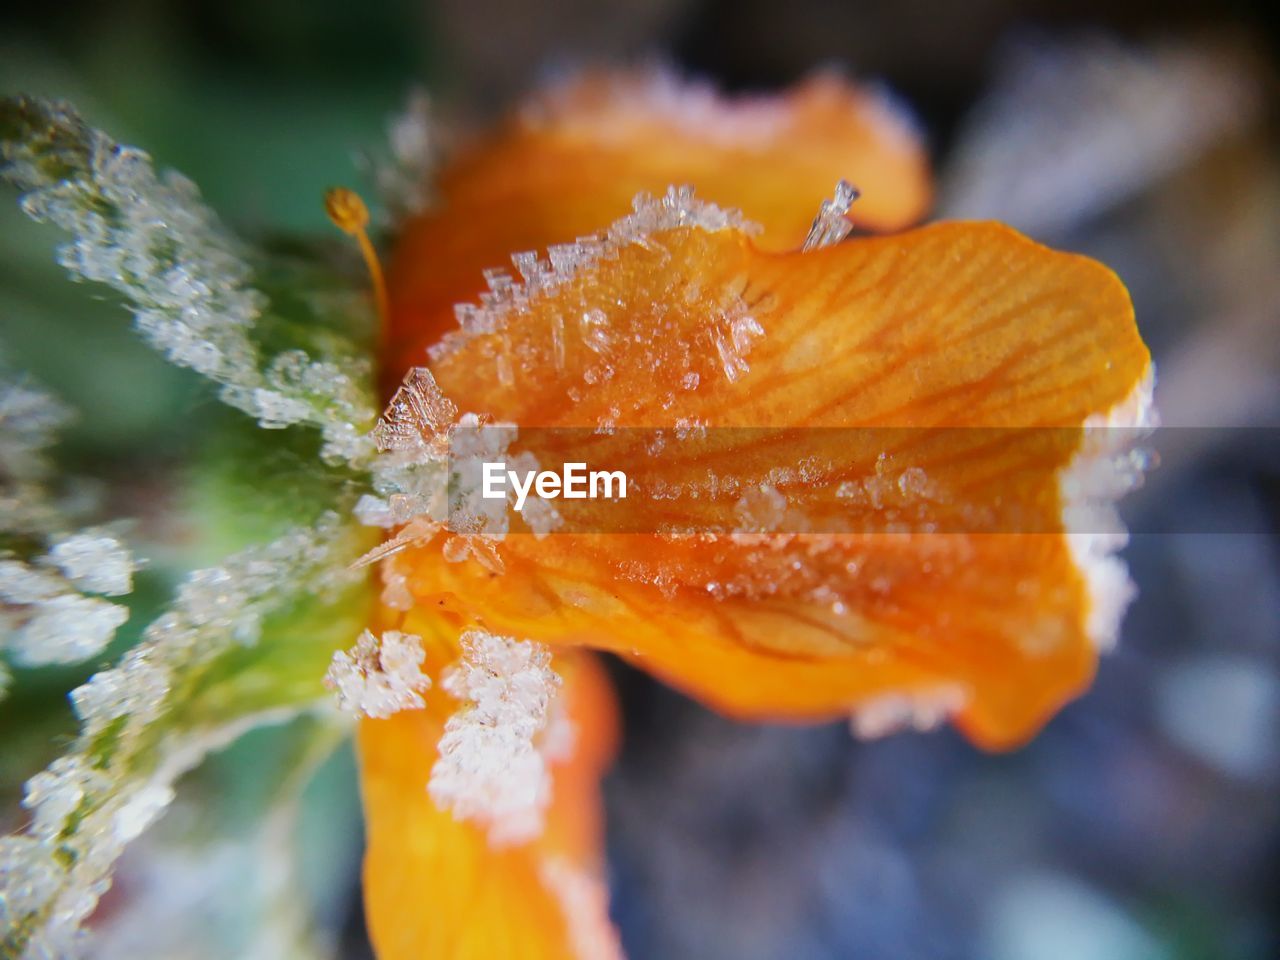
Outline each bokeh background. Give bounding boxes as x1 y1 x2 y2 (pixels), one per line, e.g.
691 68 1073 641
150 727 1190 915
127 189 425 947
2 2 1278 958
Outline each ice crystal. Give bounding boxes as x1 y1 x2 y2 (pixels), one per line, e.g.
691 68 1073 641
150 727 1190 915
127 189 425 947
0 515 360 958
429 630 561 845
849 685 969 740
416 183 769 447
1 372 136 682
540 857 626 960
7 592 129 665
802 179 860 251
370 87 441 223
360 367 560 569
325 629 431 718
429 185 759 364
0 369 73 537
526 67 792 148
47 531 134 596
374 554 415 610
414 184 772 435
355 368 456 557
709 302 765 384
373 366 458 455
733 484 791 532
1061 368 1158 651
0 96 378 464
448 414 525 538
0 374 71 482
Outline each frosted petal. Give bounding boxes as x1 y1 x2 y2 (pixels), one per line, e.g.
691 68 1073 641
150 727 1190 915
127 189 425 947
429 185 758 365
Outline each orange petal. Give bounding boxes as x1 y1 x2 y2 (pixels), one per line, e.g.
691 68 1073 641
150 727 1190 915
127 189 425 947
357 615 620 959
399 532 1103 749
385 69 930 384
396 219 1149 749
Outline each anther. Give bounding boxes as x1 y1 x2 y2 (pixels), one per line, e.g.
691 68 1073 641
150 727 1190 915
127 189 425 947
325 187 389 331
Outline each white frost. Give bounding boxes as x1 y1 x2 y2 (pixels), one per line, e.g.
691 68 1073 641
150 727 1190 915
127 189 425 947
429 185 759 365
849 685 970 740
1060 367 1158 652
1 373 136 675
429 630 562 846
540 856 627 960
48 530 135 596
325 629 431 719
361 367 561 570
371 87 441 223
1 96 377 464
0 516 359 958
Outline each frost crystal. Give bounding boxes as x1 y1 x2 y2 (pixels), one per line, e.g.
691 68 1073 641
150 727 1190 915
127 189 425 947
849 685 969 740
48 531 134 596
373 366 458 455
429 185 760 364
356 368 456 557
0 96 377 464
325 629 431 718
370 87 442 222
0 368 73 538
9 593 129 665
709 302 765 384
414 181 767 434
360 367 559 570
540 857 626 960
1061 367 1158 652
0 515 359 958
429 630 562 845
1 372 136 680
0 374 71 483
802 179 860 251
526 67 791 147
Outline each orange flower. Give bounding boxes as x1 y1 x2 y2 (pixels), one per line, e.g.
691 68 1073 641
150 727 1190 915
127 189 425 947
354 70 1151 958
359 620 620 959
383 70 930 383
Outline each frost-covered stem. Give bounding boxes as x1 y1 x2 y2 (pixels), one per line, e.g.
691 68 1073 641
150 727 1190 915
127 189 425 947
237 717 352 960
1 370 135 683
0 515 362 959
88 716 350 960
0 96 378 465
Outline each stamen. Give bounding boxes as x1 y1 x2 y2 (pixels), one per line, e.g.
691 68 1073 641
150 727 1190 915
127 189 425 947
325 187 389 329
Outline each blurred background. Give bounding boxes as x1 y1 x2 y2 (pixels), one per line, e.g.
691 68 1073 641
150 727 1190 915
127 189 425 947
1 1 1278 958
